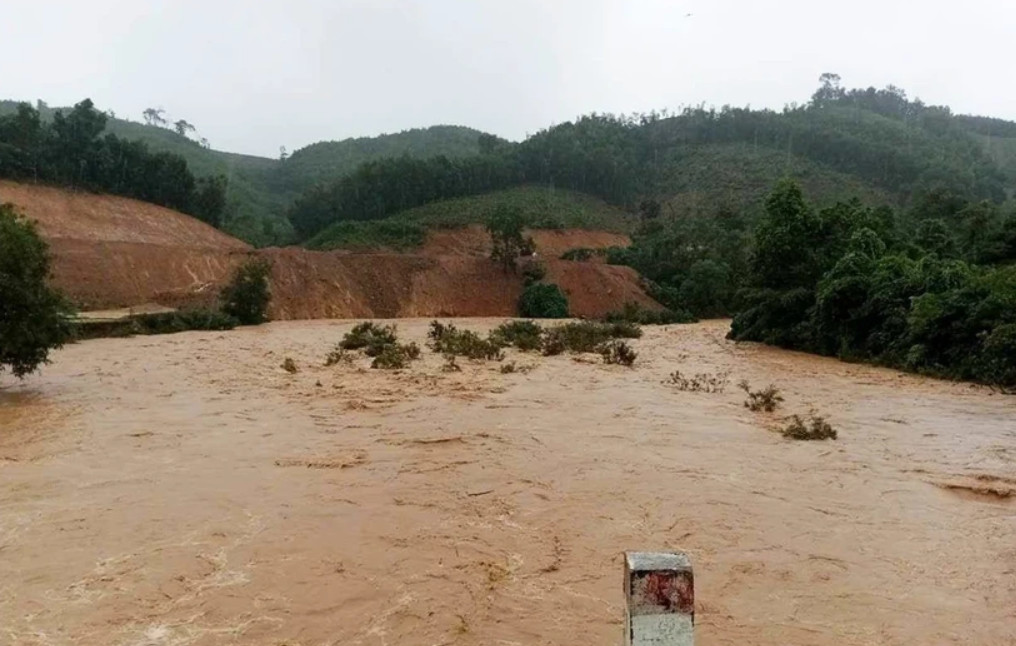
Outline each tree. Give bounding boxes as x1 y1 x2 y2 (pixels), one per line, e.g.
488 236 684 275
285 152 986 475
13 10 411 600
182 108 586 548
518 283 569 318
173 120 195 137
143 108 167 127
221 257 272 325
486 205 534 273
0 204 73 379
279 146 288 161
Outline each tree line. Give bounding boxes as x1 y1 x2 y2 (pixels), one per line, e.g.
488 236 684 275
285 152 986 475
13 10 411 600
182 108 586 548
289 77 1009 241
726 180 1016 389
0 99 226 226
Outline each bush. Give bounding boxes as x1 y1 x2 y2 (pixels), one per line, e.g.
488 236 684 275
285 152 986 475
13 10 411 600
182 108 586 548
428 321 504 360
781 415 838 440
981 323 1016 391
0 204 73 378
221 257 272 325
603 320 643 339
600 340 637 366
341 322 399 355
489 320 545 351
605 302 696 325
518 283 569 318
541 321 631 354
371 343 418 370
500 361 518 374
281 357 298 373
667 370 730 393
739 381 785 412
72 308 238 340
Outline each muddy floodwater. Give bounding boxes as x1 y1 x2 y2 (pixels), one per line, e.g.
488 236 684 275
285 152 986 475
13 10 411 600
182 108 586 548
1 320 1014 645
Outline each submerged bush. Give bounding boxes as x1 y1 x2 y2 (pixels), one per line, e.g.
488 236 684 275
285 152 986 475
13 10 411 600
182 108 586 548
324 347 355 366
74 308 238 340
739 380 784 412
518 282 569 318
428 321 504 360
667 370 730 393
605 302 695 326
441 354 463 372
599 340 637 366
281 357 298 373
340 322 399 355
781 415 838 440
371 343 419 370
490 320 545 351
221 257 272 325
541 320 637 354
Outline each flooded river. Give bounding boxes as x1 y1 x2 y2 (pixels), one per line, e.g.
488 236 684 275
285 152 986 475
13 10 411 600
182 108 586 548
1 320 1014 645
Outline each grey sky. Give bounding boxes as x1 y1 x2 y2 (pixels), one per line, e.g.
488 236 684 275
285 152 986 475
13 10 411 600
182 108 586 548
2 0 1013 158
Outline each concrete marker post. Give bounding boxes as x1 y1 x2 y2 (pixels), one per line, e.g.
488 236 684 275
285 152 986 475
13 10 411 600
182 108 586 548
624 551 694 646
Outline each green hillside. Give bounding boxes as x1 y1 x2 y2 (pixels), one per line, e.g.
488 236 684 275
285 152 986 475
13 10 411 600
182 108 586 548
0 101 496 247
306 186 636 251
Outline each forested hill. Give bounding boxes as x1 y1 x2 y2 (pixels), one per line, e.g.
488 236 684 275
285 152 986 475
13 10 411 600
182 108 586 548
0 100 491 246
5 78 1016 249
288 79 1016 244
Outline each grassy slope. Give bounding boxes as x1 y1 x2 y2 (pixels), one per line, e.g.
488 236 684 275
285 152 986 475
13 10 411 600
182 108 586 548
306 185 637 251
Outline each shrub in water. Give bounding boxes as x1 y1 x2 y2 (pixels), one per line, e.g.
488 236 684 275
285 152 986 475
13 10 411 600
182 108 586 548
324 347 354 366
281 357 298 373
599 340 637 366
428 321 504 360
667 370 730 393
500 361 518 374
371 343 419 370
541 321 635 354
518 283 569 318
489 320 545 351
605 302 695 325
221 257 272 325
781 415 837 440
340 322 399 355
739 381 784 412
560 248 595 261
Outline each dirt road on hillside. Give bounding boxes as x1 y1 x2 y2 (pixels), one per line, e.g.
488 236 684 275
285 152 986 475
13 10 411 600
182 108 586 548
1 321 1014 645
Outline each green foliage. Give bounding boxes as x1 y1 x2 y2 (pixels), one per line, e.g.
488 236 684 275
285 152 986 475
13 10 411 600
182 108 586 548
489 320 545 351
518 283 569 318
0 100 227 227
0 204 73 378
487 205 534 272
541 320 638 354
371 342 420 370
72 308 238 340
427 321 504 360
307 220 426 251
781 415 837 441
730 181 1016 390
324 347 354 366
341 322 399 355
220 257 272 325
605 302 695 325
599 340 637 366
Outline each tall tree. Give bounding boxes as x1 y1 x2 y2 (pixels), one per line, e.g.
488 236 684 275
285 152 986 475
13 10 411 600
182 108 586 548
0 204 73 379
173 119 196 137
143 107 167 127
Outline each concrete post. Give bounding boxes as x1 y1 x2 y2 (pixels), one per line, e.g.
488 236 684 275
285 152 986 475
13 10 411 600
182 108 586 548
624 552 694 646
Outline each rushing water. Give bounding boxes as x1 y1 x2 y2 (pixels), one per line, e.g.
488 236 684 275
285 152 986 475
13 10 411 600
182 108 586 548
1 320 1014 645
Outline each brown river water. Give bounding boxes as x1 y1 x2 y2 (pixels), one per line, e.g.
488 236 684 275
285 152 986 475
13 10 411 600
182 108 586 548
1 320 1014 645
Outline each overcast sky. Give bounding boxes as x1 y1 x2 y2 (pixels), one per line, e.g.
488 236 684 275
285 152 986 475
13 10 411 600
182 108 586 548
2 0 1013 158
